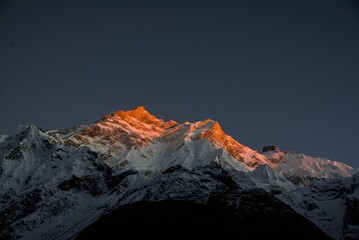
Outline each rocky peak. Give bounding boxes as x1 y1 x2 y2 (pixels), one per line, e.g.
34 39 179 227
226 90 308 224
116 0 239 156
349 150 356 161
1 125 58 161
66 107 178 151
103 106 177 129
262 145 280 153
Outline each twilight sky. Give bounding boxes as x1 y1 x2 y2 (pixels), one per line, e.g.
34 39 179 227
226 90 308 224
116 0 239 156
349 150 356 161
0 0 358 166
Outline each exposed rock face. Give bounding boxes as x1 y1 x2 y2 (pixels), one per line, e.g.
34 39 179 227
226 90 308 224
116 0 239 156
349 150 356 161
262 145 280 153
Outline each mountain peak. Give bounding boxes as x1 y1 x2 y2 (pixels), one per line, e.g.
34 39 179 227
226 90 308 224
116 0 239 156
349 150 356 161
123 106 159 124
103 106 167 127
133 105 147 113
67 106 178 150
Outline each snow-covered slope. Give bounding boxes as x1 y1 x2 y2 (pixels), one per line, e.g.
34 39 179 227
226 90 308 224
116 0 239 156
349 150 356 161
248 165 295 193
0 125 122 239
263 145 356 185
276 175 359 239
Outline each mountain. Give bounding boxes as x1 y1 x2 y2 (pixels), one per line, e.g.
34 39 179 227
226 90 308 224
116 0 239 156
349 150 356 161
63 106 269 175
262 145 356 185
0 106 357 239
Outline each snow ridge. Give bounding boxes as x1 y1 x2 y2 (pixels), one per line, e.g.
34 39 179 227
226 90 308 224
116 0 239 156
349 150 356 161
263 147 356 185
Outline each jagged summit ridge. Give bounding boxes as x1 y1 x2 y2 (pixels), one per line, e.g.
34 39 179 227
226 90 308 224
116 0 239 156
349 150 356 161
63 106 269 173
66 107 176 153
1 106 355 182
58 106 355 179
103 106 177 129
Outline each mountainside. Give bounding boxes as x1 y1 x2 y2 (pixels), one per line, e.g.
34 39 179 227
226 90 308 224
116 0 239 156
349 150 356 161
276 175 359 239
0 106 357 239
263 145 356 185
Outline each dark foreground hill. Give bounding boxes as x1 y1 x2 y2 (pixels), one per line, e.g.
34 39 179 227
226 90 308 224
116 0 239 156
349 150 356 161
76 199 333 240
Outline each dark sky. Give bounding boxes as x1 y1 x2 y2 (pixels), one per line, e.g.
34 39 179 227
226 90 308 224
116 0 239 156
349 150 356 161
1 0 358 167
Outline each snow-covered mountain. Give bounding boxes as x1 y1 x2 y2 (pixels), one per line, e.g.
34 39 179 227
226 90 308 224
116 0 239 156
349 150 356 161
0 106 357 239
262 145 356 185
62 106 269 175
